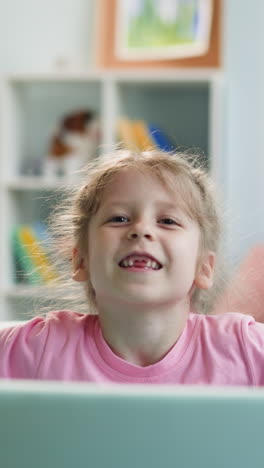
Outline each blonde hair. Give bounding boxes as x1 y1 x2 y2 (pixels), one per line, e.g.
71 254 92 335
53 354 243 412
40 149 225 316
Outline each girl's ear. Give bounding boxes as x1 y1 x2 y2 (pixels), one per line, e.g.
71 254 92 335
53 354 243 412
194 251 215 290
72 248 89 282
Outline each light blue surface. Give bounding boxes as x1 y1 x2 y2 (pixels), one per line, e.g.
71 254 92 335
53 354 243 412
0 381 263 468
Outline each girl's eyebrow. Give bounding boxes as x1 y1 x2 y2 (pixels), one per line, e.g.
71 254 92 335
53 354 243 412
101 200 131 209
102 200 182 212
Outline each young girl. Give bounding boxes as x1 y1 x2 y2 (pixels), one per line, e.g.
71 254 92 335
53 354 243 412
0 149 264 385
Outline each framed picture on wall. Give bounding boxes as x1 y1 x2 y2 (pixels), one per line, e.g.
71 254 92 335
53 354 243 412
95 0 221 68
115 0 214 61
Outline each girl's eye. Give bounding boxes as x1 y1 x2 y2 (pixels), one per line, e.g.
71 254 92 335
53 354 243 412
108 216 129 223
159 218 180 226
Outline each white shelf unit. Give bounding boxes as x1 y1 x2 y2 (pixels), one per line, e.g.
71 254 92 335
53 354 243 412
0 69 225 320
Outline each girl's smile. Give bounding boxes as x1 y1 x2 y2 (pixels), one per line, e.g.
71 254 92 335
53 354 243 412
118 251 162 271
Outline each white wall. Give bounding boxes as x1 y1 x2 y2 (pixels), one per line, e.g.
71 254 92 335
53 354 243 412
0 0 263 265
223 0 264 265
0 0 95 72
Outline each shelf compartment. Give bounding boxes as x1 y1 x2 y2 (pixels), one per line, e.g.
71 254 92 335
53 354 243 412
4 80 102 178
115 81 210 164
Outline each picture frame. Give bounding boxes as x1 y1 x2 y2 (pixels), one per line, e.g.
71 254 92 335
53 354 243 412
115 0 214 61
95 0 221 68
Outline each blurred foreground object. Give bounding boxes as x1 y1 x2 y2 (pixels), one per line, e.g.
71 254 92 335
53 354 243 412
213 245 264 323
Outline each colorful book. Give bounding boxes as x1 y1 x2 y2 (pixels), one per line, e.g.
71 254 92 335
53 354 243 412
12 227 43 285
19 225 58 284
147 124 176 152
117 117 176 153
12 224 59 285
32 221 52 255
117 118 137 149
133 120 156 151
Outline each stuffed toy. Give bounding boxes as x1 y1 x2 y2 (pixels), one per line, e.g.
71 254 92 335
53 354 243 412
44 110 100 178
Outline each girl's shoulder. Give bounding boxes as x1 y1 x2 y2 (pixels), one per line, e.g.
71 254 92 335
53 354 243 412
192 310 260 330
32 309 98 336
44 309 96 325
0 310 97 344
0 311 98 379
192 310 259 327
191 311 264 346
187 312 264 386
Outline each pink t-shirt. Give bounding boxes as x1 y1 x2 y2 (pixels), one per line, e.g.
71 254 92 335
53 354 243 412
0 310 264 385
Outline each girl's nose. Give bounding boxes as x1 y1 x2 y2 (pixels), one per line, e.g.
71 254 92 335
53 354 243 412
127 226 153 241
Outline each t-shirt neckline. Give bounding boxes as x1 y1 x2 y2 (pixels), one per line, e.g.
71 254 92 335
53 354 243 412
91 313 200 381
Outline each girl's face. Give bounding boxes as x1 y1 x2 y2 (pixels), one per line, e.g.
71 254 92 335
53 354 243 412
78 168 214 309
